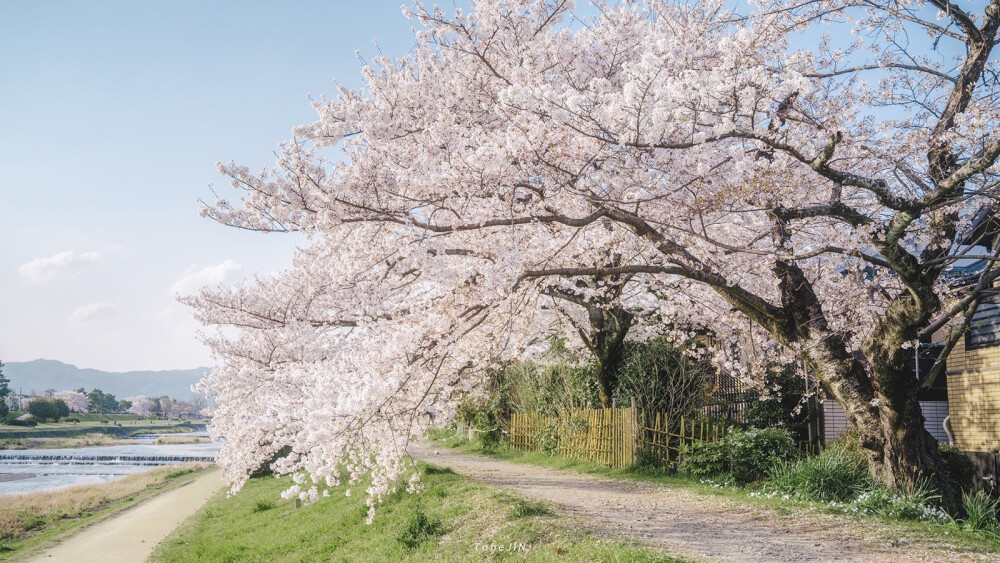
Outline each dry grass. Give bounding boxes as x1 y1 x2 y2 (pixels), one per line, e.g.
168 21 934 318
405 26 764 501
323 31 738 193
0 464 206 541
154 436 209 445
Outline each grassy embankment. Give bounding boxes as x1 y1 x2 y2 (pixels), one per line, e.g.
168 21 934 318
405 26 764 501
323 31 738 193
427 428 1000 557
0 434 140 450
152 462 684 562
0 414 206 448
0 464 211 560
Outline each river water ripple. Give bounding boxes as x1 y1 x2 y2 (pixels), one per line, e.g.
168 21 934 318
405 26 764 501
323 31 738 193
0 432 220 496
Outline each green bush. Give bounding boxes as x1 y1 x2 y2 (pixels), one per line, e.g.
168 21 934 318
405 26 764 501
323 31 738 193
961 490 1000 532
165 467 196 479
456 338 599 434
938 443 977 492
629 445 672 473
677 440 728 477
725 427 798 484
612 336 714 426
679 427 797 484
6 418 36 427
767 449 873 503
396 506 444 548
533 420 559 456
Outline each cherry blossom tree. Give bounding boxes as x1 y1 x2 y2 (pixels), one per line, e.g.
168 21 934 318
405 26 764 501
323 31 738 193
196 0 1000 509
54 391 89 413
126 396 157 417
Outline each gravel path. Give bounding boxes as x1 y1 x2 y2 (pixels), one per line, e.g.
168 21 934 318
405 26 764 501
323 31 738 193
24 470 225 563
409 443 994 562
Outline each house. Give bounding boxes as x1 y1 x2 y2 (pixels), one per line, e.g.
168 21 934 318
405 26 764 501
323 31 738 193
945 290 1000 476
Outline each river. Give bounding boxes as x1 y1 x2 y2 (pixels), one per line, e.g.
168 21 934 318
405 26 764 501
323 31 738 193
0 432 221 496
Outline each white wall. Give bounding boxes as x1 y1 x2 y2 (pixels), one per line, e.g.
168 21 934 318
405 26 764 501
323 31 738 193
823 400 950 443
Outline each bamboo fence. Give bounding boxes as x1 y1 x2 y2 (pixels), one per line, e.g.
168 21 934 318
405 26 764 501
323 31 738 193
508 404 726 468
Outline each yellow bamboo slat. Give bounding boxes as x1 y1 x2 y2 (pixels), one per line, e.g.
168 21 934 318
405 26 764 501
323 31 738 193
503 405 727 469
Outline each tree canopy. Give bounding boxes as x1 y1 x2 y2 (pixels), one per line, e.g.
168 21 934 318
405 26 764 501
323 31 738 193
192 0 1000 511
27 398 70 423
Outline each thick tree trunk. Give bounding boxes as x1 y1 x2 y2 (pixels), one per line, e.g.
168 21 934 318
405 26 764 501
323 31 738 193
850 387 959 512
812 337 961 512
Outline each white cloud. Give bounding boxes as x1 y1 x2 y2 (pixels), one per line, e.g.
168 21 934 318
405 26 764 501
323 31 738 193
71 302 117 322
170 260 243 295
18 251 102 284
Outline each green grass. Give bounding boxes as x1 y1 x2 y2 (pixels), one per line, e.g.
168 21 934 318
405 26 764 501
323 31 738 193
0 465 212 559
766 449 873 503
152 462 685 563
426 428 1000 556
0 418 206 437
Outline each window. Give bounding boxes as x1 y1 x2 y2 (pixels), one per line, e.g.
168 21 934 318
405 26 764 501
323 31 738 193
967 298 1000 350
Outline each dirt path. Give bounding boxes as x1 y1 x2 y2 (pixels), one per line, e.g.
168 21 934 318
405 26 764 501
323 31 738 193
409 443 993 562
25 470 225 563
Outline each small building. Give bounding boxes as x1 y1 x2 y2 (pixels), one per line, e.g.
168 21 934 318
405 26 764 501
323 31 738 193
945 294 1000 462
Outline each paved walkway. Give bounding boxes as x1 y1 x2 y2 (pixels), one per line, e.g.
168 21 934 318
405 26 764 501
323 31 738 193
26 470 224 563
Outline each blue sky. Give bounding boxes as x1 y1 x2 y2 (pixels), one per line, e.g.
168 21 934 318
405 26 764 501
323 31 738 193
0 1 416 370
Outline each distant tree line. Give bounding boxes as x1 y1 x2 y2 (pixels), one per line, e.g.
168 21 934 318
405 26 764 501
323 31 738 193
0 361 209 422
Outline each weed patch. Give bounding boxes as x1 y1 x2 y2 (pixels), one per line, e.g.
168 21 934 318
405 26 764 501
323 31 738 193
396 506 444 548
510 498 554 519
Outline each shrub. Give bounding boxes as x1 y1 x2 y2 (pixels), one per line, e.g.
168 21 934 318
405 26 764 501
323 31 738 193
164 468 195 479
678 427 796 483
533 420 559 456
678 440 728 477
767 449 873 503
613 336 714 430
6 418 36 427
629 444 672 473
396 506 444 548
938 444 977 492
961 490 1000 532
725 427 797 484
822 431 864 458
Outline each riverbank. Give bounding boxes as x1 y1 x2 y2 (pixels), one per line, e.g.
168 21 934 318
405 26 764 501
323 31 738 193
0 464 211 560
0 420 206 441
24 469 224 563
0 434 139 450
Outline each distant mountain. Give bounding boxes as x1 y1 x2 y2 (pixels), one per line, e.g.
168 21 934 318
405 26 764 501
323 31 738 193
4 359 211 400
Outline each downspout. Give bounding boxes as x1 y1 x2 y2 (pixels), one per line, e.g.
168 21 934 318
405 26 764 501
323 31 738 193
943 414 955 447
